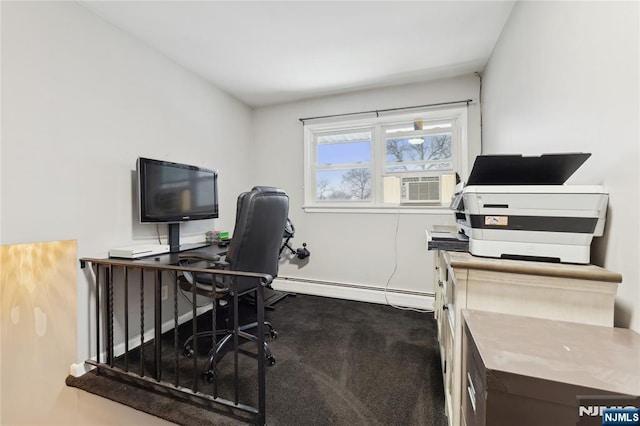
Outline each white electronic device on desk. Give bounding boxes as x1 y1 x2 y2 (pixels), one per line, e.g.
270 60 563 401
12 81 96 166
450 153 607 264
109 244 170 259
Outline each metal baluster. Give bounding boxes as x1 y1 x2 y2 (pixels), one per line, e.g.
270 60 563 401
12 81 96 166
256 279 266 425
233 279 239 405
95 264 101 366
191 269 198 394
124 266 129 372
107 265 114 367
140 270 145 377
211 271 218 398
155 270 163 381
173 271 179 387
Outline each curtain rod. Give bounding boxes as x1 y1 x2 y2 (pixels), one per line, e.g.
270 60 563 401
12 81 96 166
298 99 473 123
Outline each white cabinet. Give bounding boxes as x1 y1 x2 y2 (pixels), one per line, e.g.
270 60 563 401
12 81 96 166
433 250 621 426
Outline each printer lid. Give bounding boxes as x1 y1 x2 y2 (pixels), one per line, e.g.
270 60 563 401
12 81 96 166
466 153 591 186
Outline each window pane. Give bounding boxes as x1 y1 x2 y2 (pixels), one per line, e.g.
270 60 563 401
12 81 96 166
316 168 372 200
317 132 372 165
385 133 452 163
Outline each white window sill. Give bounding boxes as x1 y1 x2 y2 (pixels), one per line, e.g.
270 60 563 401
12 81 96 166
302 205 453 214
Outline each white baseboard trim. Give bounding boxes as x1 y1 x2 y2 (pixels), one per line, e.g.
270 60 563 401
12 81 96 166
70 362 95 377
272 277 435 312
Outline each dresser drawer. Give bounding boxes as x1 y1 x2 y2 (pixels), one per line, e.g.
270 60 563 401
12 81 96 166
462 320 486 426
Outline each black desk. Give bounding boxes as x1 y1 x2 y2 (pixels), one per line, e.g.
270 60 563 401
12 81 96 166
123 243 224 266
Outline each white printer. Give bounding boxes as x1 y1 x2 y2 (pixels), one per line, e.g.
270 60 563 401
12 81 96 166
451 153 607 264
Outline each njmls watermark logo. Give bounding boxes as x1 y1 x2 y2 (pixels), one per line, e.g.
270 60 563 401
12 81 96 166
602 408 639 425
578 395 640 426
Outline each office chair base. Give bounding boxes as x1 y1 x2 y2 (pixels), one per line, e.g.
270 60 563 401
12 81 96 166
182 321 277 356
183 329 229 358
183 320 278 383
203 368 217 384
201 325 277 381
212 329 275 362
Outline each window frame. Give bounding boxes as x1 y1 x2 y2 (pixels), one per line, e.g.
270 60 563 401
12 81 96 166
303 107 469 213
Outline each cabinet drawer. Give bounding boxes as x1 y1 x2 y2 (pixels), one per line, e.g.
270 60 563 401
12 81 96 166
462 320 486 426
445 263 455 311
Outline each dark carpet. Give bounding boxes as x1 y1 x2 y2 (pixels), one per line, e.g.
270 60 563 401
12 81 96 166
67 294 447 425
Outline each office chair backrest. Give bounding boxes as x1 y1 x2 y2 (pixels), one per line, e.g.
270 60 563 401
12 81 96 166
226 187 289 294
230 186 282 238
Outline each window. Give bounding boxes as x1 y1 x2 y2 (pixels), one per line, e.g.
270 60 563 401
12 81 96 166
303 107 468 211
315 130 372 201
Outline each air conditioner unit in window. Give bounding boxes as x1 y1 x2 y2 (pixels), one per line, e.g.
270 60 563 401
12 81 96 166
401 176 441 204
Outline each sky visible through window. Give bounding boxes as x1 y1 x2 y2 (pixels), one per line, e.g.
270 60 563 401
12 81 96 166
317 141 371 165
316 139 372 199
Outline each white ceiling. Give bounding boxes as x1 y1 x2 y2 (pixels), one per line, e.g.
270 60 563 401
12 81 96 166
80 1 515 107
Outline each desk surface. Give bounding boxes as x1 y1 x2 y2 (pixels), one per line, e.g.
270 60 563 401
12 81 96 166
109 243 226 266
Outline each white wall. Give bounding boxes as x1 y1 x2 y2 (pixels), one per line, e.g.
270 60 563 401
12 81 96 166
1 1 254 363
481 1 639 331
253 76 481 306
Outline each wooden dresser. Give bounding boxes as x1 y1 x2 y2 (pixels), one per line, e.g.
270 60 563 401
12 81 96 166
433 250 622 426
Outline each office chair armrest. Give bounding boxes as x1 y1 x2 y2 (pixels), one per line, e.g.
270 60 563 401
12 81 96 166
178 275 230 298
179 251 227 271
209 259 230 269
178 252 221 262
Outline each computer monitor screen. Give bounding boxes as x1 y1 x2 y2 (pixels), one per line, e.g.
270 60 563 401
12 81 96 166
137 157 219 223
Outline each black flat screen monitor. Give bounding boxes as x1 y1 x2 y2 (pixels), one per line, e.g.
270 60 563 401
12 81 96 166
137 157 219 223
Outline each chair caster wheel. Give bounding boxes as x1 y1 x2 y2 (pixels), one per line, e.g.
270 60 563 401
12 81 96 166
269 329 278 339
203 368 217 383
183 347 194 359
266 355 276 366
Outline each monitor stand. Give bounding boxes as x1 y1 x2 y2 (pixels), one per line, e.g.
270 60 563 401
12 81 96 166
168 223 210 253
168 223 181 253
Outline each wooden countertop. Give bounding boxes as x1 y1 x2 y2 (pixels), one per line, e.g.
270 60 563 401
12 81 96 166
444 251 622 283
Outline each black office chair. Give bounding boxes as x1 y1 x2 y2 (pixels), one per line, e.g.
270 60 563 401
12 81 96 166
178 186 289 381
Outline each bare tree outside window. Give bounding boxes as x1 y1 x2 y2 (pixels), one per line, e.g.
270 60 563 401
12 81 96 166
317 179 330 200
326 188 351 200
387 139 407 164
342 168 371 199
386 133 452 171
424 134 452 160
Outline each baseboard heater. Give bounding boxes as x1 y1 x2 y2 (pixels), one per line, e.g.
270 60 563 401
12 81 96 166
273 276 435 311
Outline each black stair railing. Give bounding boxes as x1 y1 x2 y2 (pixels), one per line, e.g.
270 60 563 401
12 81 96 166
79 258 270 425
